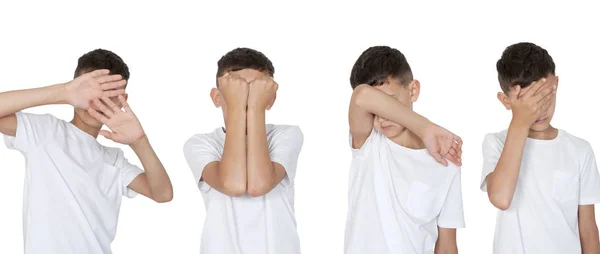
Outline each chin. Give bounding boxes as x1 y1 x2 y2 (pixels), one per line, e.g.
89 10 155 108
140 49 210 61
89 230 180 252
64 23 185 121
530 123 552 132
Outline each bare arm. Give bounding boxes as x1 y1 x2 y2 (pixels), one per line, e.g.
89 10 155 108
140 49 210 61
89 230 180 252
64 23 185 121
435 227 458 254
349 84 428 149
350 84 462 165
579 205 600 254
0 69 125 136
206 107 248 196
485 121 528 210
127 136 173 203
486 79 555 210
0 84 68 136
246 108 287 197
88 96 172 203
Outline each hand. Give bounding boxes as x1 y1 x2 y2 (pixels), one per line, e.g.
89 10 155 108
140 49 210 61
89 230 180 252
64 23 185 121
64 69 127 109
218 73 249 109
87 95 146 145
421 123 463 166
248 76 278 110
509 78 556 127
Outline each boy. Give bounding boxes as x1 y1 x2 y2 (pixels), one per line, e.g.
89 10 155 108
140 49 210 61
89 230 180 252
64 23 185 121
481 42 600 253
183 48 303 254
345 46 465 254
0 49 173 254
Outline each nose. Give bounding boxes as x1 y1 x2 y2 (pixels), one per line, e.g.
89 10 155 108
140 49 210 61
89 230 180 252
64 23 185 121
377 116 387 123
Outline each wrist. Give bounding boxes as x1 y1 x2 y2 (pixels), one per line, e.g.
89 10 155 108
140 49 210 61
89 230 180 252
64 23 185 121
129 135 149 149
52 83 70 105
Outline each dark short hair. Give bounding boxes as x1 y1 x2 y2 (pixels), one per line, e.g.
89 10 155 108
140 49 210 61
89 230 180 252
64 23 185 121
350 46 413 89
496 42 555 93
216 48 274 86
74 49 130 80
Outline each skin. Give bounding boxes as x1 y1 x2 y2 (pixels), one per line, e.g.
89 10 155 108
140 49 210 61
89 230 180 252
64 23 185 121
486 74 600 252
0 69 173 203
205 68 286 197
348 77 462 253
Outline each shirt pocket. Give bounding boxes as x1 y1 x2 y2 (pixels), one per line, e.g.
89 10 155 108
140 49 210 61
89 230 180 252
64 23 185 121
552 171 579 203
406 181 441 223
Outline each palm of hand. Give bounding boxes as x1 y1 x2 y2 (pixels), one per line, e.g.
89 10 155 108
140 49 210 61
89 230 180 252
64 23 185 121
104 111 145 145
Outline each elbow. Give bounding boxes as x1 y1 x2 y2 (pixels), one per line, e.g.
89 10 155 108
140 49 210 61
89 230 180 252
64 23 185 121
222 180 246 197
152 188 173 203
488 192 512 211
247 181 272 198
351 84 373 108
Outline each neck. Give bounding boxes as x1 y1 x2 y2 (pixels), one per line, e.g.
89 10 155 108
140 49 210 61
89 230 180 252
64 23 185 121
528 125 559 140
390 128 425 149
71 116 101 138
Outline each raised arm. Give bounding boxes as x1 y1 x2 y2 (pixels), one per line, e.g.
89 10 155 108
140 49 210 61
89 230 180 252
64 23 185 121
485 79 555 210
350 84 462 166
195 74 249 196
246 77 287 197
0 69 125 136
88 96 172 203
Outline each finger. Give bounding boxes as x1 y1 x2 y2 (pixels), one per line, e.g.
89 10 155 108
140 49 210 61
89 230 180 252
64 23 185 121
100 80 127 90
99 130 115 140
97 74 123 84
88 69 110 78
431 152 449 167
102 89 126 98
521 78 547 98
93 99 115 116
101 96 121 113
118 95 131 112
448 147 457 156
534 84 555 103
87 108 110 123
508 86 521 101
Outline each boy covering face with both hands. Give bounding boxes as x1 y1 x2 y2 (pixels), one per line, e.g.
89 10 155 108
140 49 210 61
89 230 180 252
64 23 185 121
184 48 303 254
344 45 466 254
481 42 600 254
0 49 173 254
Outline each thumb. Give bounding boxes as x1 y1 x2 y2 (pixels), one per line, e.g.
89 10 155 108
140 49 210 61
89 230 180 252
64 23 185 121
99 130 114 140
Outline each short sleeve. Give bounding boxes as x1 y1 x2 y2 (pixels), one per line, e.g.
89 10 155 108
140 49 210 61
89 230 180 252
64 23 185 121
579 145 600 205
269 126 304 186
481 133 504 192
183 135 222 192
119 156 144 199
3 112 58 154
437 170 466 228
349 129 379 157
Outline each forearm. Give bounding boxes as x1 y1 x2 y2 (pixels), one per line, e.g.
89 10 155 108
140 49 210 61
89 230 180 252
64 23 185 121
246 108 275 195
487 120 529 210
220 107 247 192
353 84 430 136
0 84 68 118
435 228 458 254
130 136 173 202
581 225 600 254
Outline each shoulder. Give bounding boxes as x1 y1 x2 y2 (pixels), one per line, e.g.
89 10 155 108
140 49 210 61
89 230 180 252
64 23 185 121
559 130 594 153
482 129 508 147
16 112 62 127
183 128 224 151
267 124 303 139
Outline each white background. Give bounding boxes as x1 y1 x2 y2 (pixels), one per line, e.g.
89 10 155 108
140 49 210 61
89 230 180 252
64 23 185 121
1 1 599 253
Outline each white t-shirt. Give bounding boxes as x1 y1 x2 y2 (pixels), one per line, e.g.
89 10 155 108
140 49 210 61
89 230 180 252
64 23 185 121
481 129 600 254
3 112 143 254
183 125 303 254
345 130 465 254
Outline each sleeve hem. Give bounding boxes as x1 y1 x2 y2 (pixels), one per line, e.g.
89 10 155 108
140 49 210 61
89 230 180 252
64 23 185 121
123 170 144 198
437 221 466 229
579 197 600 205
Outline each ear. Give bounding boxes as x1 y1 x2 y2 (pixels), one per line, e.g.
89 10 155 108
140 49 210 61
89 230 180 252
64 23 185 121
122 93 129 101
210 88 222 108
497 92 511 110
408 80 421 103
555 76 559 90
266 93 277 110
